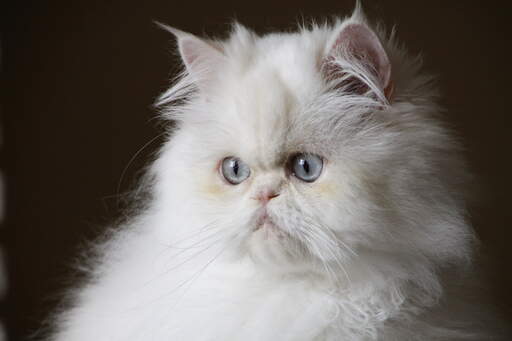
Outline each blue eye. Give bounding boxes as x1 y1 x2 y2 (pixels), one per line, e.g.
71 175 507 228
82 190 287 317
221 157 251 185
290 153 323 182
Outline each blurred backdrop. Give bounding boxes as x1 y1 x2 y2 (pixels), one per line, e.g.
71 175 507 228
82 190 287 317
2 0 512 339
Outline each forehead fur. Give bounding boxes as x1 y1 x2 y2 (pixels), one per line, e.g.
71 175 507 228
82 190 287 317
176 25 341 165
159 19 431 166
220 24 329 99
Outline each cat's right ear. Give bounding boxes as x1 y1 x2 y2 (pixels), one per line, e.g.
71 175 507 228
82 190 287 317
156 22 225 90
322 9 393 104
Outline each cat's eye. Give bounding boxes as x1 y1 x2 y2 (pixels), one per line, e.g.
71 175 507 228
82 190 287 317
289 153 323 183
220 157 251 185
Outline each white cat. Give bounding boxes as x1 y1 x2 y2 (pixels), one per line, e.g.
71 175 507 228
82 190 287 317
48 5 503 341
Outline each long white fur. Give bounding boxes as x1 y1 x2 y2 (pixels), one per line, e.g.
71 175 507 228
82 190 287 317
47 6 502 341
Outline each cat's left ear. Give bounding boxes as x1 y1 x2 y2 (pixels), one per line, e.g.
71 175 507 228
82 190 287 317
323 17 393 103
156 22 225 90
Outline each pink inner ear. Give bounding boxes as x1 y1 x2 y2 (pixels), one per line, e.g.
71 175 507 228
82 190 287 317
176 34 225 91
180 39 199 66
180 38 215 67
330 23 393 100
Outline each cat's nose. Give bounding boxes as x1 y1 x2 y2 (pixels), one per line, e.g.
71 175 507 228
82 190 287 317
255 189 280 204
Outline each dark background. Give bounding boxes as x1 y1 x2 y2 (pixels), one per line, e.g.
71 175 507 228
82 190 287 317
2 0 511 339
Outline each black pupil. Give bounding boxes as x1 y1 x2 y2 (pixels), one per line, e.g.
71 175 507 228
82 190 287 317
232 159 239 175
300 158 310 174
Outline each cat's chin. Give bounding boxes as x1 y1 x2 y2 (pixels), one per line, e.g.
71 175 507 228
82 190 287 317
246 215 305 269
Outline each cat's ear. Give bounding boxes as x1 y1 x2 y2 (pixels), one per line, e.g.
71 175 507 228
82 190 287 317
323 11 393 103
156 22 225 90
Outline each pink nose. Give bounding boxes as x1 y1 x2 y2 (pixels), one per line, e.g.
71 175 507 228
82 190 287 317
257 190 280 204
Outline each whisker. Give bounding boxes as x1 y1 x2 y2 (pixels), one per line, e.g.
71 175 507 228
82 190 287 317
297 228 336 281
159 229 223 270
292 197 357 285
138 232 225 292
165 219 223 247
171 231 239 303
116 132 167 204
153 215 248 284
307 222 352 285
160 234 225 276
140 229 241 310
315 219 358 257
295 214 352 285
150 219 223 267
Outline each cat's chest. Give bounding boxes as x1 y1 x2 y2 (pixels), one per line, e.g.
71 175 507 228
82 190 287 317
95 244 372 341
154 268 340 341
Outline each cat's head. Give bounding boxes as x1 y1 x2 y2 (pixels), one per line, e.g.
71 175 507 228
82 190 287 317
154 8 473 281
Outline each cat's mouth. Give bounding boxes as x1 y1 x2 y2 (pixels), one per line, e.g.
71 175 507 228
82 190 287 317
253 211 279 233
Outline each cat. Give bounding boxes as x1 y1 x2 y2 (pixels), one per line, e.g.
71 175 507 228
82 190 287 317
47 4 504 341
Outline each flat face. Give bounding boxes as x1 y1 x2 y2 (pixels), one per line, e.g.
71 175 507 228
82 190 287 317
169 34 383 274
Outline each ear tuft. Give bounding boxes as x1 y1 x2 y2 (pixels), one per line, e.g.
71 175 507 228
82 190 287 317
350 0 366 23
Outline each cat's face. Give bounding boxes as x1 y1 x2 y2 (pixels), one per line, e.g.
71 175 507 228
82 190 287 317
157 18 470 278
170 54 395 277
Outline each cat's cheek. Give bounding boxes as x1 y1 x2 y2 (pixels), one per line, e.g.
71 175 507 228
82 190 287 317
313 181 337 198
197 171 251 201
301 164 338 199
200 177 227 197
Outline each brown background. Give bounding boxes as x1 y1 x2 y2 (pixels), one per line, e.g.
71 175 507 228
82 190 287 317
2 0 511 339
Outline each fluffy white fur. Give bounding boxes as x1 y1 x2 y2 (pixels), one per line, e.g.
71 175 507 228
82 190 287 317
48 6 502 341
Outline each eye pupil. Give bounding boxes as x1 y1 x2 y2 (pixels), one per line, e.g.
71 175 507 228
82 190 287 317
233 160 239 175
301 159 310 174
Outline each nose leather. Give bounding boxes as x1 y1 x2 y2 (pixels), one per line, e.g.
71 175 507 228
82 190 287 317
256 189 280 204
